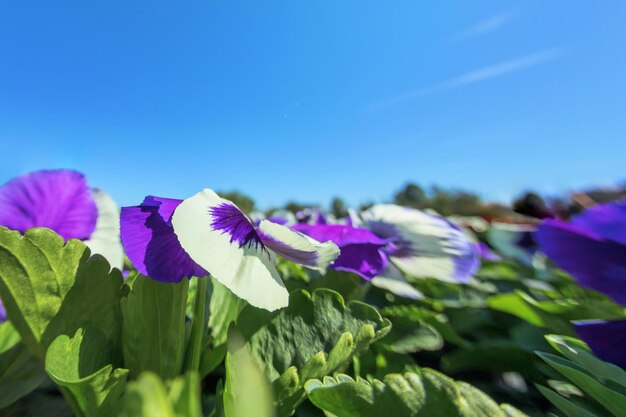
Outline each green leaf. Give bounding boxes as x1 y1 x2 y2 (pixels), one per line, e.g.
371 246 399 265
381 305 469 349
0 227 125 361
443 340 545 381
537 353 626 416
224 331 275 417
304 369 528 417
45 328 129 417
121 274 189 379
119 371 202 417
488 291 624 336
208 277 247 346
536 385 603 417
546 335 626 384
0 322 46 409
235 289 391 417
377 315 442 354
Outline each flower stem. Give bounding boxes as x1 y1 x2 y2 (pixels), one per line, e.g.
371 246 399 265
186 276 208 373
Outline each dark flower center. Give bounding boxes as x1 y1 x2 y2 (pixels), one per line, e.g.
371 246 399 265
209 202 264 250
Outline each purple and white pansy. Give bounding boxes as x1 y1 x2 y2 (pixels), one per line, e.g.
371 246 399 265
293 204 480 300
121 189 340 311
361 204 480 283
0 169 124 270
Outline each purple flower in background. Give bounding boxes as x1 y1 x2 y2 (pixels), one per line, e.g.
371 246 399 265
293 204 480 299
0 169 124 269
121 189 339 311
536 199 626 305
575 320 626 369
361 205 480 283
477 242 502 262
291 224 389 279
0 170 98 240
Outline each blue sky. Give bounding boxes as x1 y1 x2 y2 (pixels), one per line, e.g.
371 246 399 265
1 1 624 209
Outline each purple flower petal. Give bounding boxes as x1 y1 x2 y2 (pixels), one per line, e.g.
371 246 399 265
292 224 389 279
477 242 502 261
536 219 626 305
575 320 626 369
569 199 626 246
0 301 5 323
209 202 264 250
257 221 339 270
120 196 207 283
0 169 97 240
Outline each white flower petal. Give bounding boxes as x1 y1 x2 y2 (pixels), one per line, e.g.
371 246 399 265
171 189 288 311
84 189 124 270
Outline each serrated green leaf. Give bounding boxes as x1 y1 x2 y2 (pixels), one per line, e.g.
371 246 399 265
304 369 528 417
234 289 391 417
0 227 125 361
45 328 128 417
0 322 46 409
119 371 202 417
121 274 188 379
381 305 470 348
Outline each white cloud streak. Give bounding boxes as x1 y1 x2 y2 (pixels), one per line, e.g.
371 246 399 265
369 48 565 111
455 12 517 39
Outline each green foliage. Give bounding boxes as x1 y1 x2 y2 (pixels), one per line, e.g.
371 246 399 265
0 322 46 409
119 372 202 417
224 331 275 417
393 183 488 216
121 274 189 379
45 329 128 417
488 290 624 336
208 278 247 347
304 369 527 417
537 335 626 417
330 197 348 218
234 289 391 416
0 227 125 361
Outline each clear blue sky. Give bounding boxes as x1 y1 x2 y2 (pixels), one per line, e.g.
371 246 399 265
1 1 624 209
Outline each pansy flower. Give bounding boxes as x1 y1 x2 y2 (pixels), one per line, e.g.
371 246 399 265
361 204 480 283
293 204 479 299
0 169 124 270
536 199 626 368
121 189 340 311
536 199 626 305
574 320 626 369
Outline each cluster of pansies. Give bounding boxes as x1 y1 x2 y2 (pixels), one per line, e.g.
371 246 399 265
0 169 481 312
1 168 625 417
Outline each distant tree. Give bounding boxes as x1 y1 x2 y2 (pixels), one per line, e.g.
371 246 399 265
512 192 554 219
218 190 255 214
359 201 374 212
284 201 309 214
330 197 348 218
394 183 485 216
394 183 427 209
